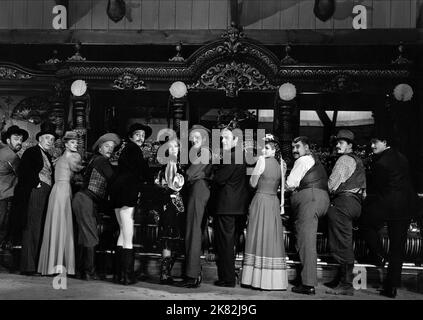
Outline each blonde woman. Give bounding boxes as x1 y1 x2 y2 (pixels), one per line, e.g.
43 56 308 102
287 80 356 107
38 131 83 276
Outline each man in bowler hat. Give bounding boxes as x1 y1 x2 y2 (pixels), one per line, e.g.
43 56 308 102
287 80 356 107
12 122 57 275
0 125 28 248
325 129 366 296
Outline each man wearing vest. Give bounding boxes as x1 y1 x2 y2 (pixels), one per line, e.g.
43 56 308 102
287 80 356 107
286 136 330 295
12 122 57 275
72 133 120 280
325 130 366 296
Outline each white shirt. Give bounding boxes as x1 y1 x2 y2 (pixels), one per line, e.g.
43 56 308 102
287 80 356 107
286 154 315 190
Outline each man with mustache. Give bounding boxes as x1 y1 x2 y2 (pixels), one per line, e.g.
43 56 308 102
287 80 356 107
0 125 28 249
324 130 366 296
286 136 330 295
72 133 120 280
12 122 57 275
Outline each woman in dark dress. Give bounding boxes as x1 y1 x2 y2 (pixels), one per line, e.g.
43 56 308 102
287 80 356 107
155 138 185 284
110 123 152 285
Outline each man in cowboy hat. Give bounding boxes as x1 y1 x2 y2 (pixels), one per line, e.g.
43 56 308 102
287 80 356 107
11 122 57 275
0 125 28 248
72 132 120 280
324 129 366 296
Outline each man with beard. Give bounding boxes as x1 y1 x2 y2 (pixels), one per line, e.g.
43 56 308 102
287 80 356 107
0 125 28 249
12 122 57 275
72 133 120 280
360 135 419 298
324 130 366 296
286 136 330 295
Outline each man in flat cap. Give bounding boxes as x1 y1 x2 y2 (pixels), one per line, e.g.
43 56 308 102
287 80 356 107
325 129 366 296
12 122 57 275
72 133 120 280
0 125 28 249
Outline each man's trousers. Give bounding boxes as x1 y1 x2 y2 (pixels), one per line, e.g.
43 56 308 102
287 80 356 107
327 194 362 264
290 188 330 287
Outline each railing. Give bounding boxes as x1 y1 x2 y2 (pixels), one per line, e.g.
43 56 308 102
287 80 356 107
98 215 423 266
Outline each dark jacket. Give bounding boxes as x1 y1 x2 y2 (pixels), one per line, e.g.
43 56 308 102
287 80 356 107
213 147 249 215
11 145 53 230
365 147 418 220
0 145 20 200
111 141 152 208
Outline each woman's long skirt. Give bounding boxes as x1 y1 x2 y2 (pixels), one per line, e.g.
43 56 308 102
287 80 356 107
37 181 75 275
241 192 288 290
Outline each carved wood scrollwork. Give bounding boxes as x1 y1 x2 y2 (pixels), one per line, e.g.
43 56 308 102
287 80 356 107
188 61 277 97
323 74 360 93
113 72 147 90
0 67 32 80
220 22 246 55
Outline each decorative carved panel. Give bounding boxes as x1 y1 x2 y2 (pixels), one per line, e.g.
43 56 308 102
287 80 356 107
0 67 32 80
188 61 277 97
11 95 50 125
113 72 147 90
322 74 361 93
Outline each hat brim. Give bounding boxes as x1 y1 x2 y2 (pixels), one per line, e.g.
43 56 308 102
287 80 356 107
127 124 152 140
92 133 121 152
1 128 29 144
189 125 211 137
335 137 355 145
36 131 59 141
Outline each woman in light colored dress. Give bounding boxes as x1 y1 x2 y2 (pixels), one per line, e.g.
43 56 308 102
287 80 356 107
38 131 83 275
241 133 288 290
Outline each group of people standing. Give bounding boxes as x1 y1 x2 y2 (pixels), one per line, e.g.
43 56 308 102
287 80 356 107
0 120 420 299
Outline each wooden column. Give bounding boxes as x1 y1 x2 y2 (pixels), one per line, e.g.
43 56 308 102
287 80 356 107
71 97 88 158
276 98 298 161
416 70 423 194
48 83 66 138
170 97 186 134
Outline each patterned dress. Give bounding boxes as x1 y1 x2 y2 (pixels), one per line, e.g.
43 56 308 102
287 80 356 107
241 157 288 290
37 151 82 275
155 161 185 252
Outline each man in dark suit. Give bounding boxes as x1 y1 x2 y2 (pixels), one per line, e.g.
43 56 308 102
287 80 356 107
11 122 57 275
360 134 419 298
212 126 249 287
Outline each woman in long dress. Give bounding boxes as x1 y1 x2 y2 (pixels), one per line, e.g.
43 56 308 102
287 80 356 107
241 133 288 290
38 131 83 275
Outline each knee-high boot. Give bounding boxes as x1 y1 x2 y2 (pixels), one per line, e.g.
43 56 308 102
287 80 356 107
122 248 136 285
113 246 123 283
160 256 174 285
324 265 341 289
75 245 85 279
326 263 354 296
84 246 99 281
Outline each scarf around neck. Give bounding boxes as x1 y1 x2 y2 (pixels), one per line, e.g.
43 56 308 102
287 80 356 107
165 160 184 192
